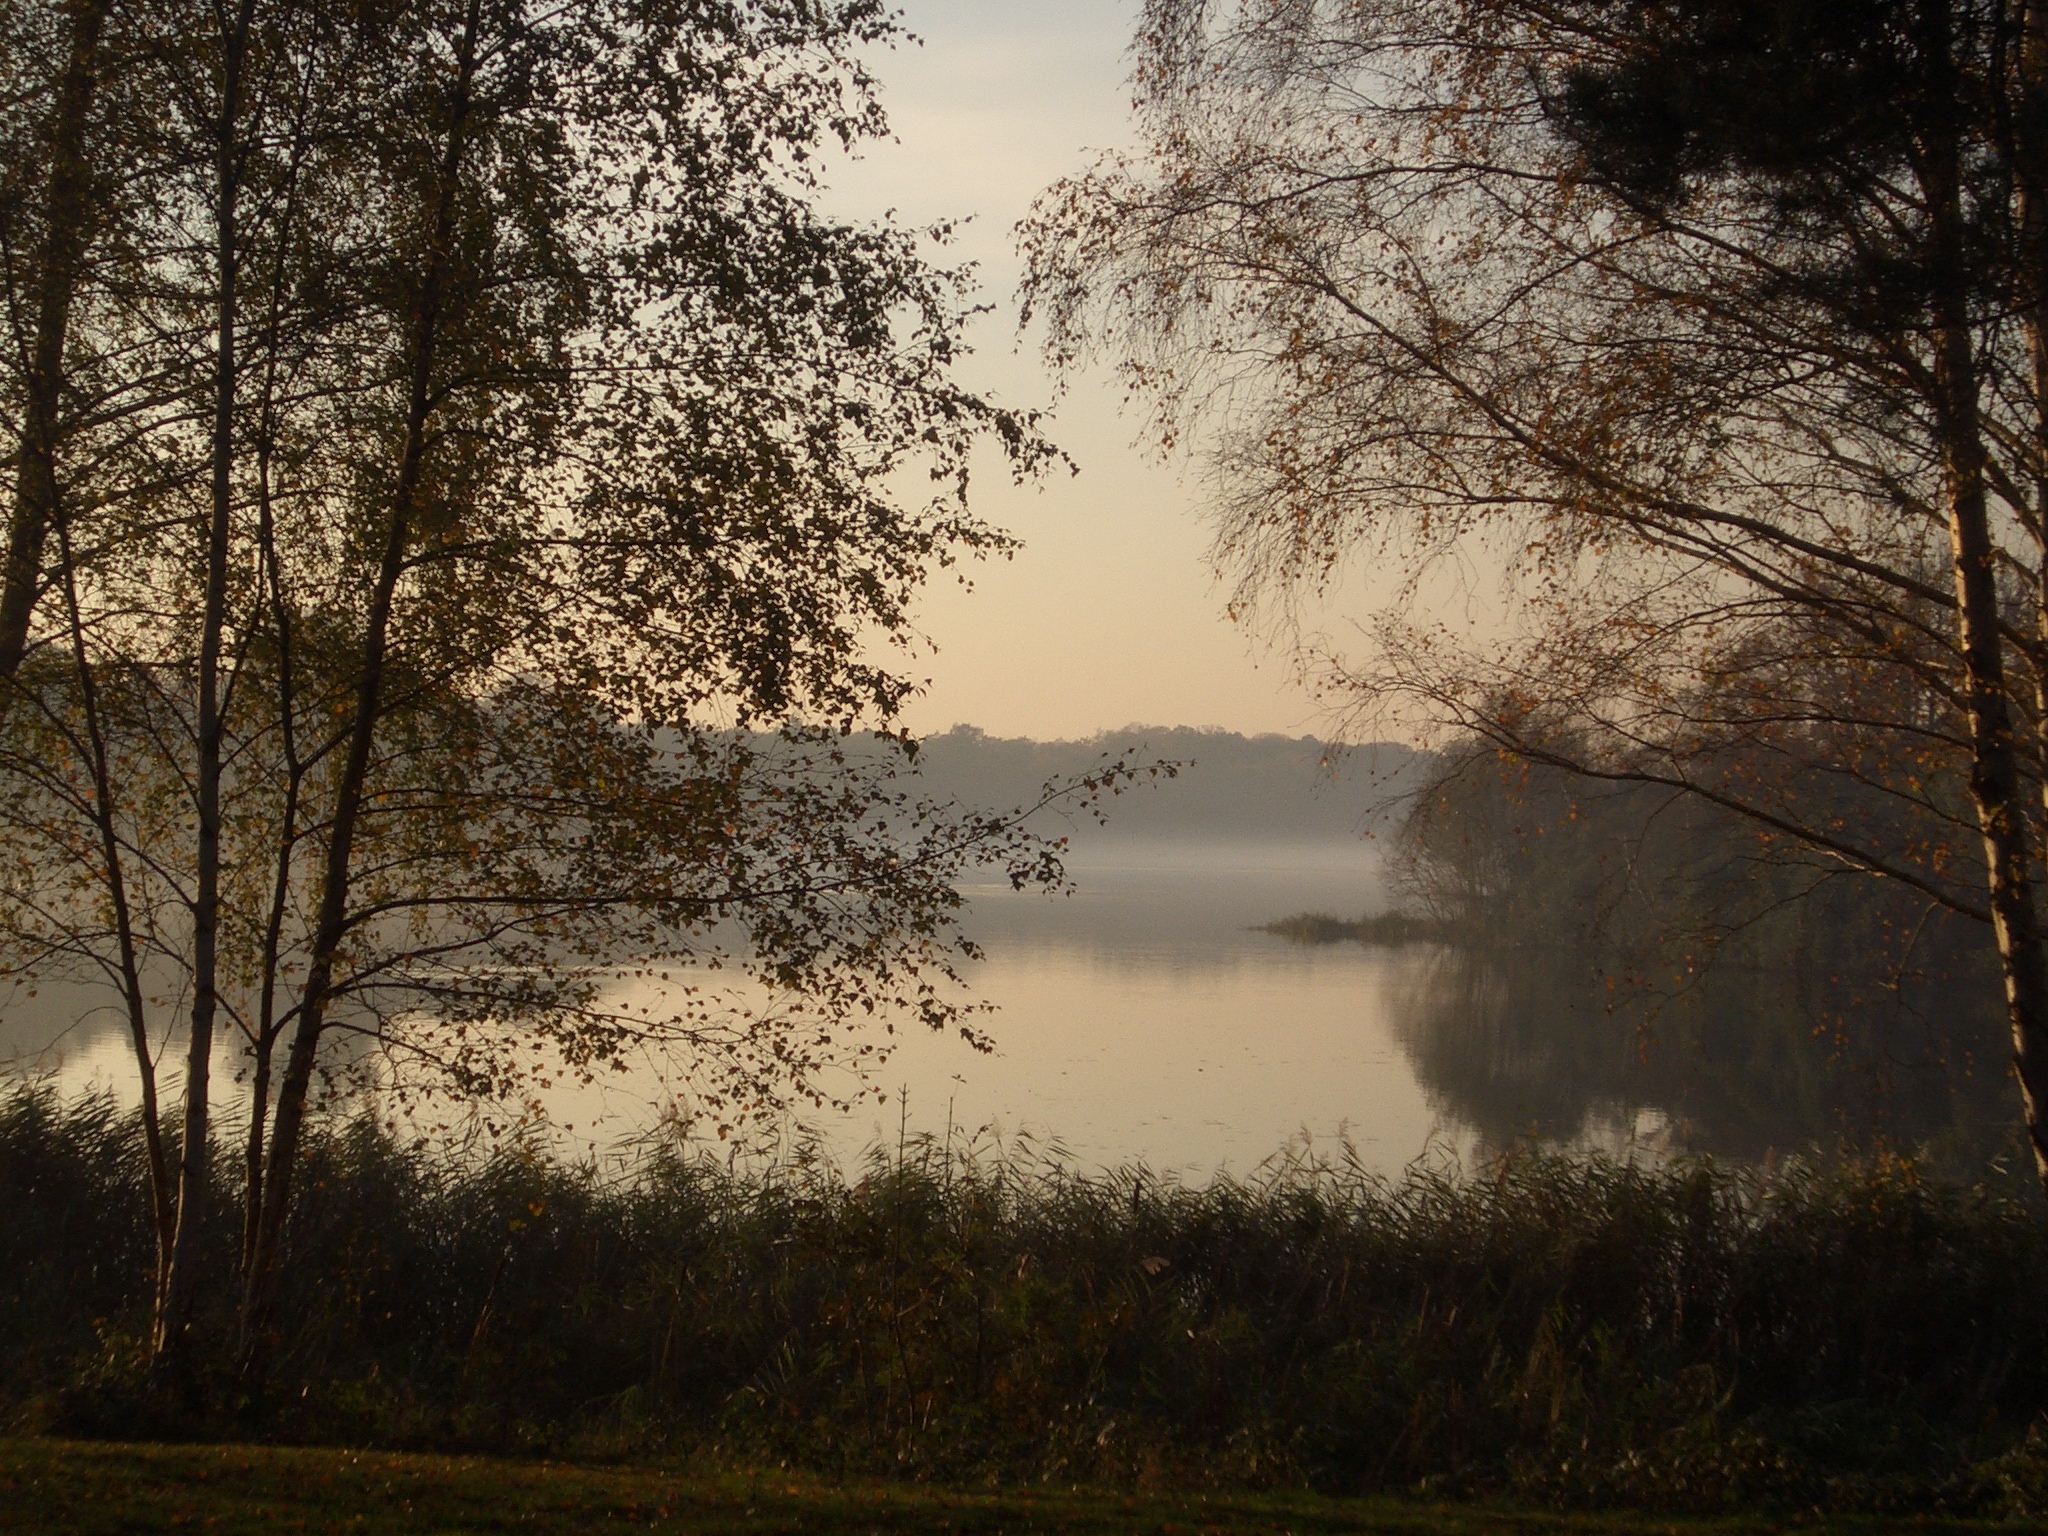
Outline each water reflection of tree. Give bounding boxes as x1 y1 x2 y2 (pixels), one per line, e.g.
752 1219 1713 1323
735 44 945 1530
1392 754 2020 1178
1394 948 2017 1174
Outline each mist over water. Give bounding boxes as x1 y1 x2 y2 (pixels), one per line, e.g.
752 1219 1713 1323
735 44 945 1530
0 835 1463 1178
820 840 1459 1175
0 729 2019 1180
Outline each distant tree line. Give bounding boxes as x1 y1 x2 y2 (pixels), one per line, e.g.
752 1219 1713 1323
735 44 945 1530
909 726 1424 846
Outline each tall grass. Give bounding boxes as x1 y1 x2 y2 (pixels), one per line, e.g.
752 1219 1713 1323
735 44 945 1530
7 1084 2048 1512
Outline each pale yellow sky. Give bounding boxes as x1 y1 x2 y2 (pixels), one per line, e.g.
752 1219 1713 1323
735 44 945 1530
829 0 1334 741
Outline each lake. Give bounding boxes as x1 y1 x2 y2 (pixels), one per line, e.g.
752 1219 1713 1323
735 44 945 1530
795 842 1461 1176
0 837 2020 1178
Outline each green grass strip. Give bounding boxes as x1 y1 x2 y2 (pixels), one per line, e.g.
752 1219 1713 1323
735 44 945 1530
1 1439 2040 1536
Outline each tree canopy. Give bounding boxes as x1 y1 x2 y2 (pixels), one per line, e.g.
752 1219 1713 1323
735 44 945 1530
0 0 1113 1377
1025 0 2048 1194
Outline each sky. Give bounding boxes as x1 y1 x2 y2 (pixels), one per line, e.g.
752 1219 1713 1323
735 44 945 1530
826 0 1334 742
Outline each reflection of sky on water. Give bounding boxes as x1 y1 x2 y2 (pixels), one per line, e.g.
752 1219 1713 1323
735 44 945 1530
4 837 2010 1178
0 966 297 1127
519 841 1469 1176
0 840 1474 1177
818 931 1459 1176
839 842 1458 1174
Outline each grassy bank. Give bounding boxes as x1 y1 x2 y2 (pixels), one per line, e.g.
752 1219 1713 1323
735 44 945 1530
0 1439 2039 1535
11 1087 2048 1514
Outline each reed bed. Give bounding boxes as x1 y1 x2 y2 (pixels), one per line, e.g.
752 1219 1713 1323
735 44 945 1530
7 1084 2048 1513
1256 911 1452 945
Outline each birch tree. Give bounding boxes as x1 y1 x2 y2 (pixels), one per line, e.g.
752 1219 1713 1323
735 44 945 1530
1025 0 2048 1194
0 0 1118 1386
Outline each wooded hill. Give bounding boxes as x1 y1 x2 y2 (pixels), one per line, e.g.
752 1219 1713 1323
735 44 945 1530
906 727 1426 847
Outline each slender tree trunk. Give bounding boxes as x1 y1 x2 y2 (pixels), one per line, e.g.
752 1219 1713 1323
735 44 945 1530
156 0 257 1369
243 400 303 1279
237 13 321 1284
1926 9 2048 1196
2014 0 2048 710
237 0 480 1380
0 0 112 689
1940 357 2048 1195
55 513 172 1269
2016 1 2048 813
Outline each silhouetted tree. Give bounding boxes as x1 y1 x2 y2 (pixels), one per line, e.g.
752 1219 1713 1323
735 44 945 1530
1026 0 2048 1197
0 0 1124 1384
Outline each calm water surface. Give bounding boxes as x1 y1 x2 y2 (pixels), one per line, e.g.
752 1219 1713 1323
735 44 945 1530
0 838 2011 1176
811 843 1461 1175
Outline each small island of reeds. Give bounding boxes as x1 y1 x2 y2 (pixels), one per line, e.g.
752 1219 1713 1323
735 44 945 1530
1256 911 1454 945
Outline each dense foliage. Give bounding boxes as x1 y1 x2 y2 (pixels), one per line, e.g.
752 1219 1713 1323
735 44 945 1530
11 1086 2048 1513
0 0 1085 1369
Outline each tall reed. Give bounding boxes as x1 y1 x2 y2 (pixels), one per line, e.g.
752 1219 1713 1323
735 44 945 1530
6 1084 2048 1511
